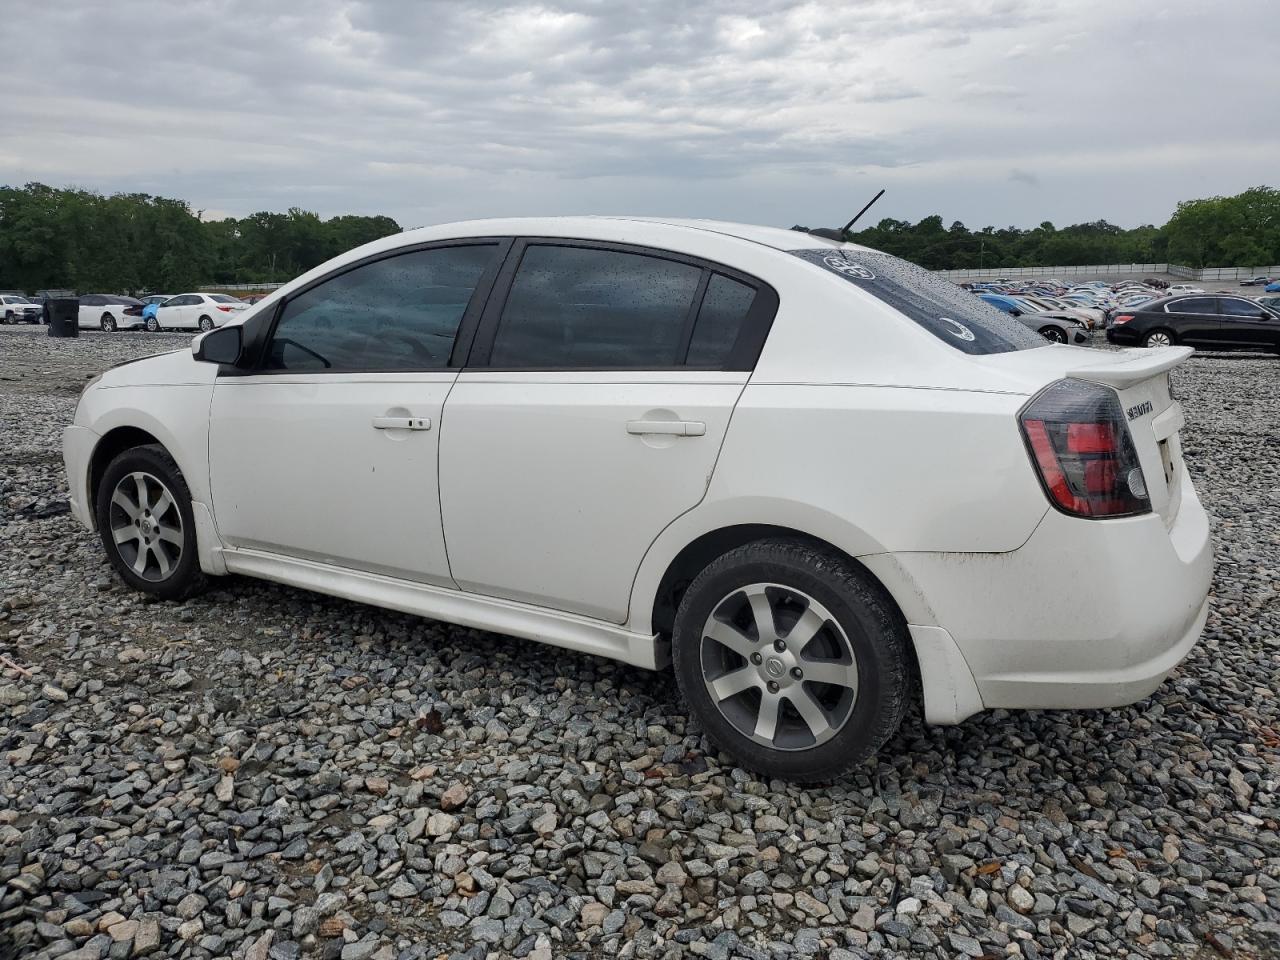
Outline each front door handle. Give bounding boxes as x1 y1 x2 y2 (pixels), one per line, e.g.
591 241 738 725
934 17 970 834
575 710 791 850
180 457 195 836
372 416 431 431
626 419 706 437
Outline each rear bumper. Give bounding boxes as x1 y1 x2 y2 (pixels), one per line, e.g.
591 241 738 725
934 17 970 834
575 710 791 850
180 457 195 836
1106 326 1142 346
63 425 98 530
892 467 1212 714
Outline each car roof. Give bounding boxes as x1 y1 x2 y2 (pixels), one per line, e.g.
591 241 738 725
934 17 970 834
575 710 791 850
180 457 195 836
400 216 861 254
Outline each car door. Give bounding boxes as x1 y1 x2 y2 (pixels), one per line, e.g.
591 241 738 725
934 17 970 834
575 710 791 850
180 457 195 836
78 295 103 328
207 240 506 586
1216 297 1280 348
156 295 194 328
438 239 777 623
1161 297 1223 347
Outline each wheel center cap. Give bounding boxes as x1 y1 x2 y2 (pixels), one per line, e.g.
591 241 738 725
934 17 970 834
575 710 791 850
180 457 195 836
141 517 157 536
765 657 786 679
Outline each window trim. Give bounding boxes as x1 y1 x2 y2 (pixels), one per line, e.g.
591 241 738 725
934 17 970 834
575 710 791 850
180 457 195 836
464 237 779 372
227 237 513 376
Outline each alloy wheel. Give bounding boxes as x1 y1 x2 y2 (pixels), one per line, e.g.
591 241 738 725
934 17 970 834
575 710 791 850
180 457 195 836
1040 327 1067 343
101 314 116 332
1146 331 1172 347
107 471 184 582
198 316 214 331
700 583 859 751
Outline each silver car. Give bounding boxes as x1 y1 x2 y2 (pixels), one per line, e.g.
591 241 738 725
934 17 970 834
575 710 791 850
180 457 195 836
1018 311 1090 344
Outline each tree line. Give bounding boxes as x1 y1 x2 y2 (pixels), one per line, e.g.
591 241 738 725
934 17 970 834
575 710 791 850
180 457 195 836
1 182 1277 294
0 183 401 294
837 184 1279 271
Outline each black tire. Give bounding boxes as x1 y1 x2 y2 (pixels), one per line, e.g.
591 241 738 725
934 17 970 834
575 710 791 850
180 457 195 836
1038 325 1067 343
671 538 910 782
145 316 160 332
198 315 214 331
1143 328 1175 348
3 311 12 324
101 313 117 332
95 444 208 601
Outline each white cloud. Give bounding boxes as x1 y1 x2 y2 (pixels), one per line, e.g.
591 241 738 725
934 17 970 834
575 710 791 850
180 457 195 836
0 0 1276 229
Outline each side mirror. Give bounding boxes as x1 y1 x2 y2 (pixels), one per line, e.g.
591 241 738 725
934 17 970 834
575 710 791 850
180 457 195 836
1009 309 1022 317
193 325 243 365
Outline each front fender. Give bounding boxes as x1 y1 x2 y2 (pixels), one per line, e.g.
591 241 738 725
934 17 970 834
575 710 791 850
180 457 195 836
77 383 215 508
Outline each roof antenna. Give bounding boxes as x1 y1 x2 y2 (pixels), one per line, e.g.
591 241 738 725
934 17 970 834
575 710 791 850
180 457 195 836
799 188 885 241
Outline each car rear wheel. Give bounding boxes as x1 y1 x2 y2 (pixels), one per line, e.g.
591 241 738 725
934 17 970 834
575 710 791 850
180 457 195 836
198 315 214 331
95 444 207 601
100 314 117 332
1144 329 1174 348
1038 325 1067 343
145 316 160 332
672 539 910 781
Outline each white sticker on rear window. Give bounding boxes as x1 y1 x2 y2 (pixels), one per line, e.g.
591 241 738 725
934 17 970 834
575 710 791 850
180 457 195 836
941 317 975 341
790 248 1044 355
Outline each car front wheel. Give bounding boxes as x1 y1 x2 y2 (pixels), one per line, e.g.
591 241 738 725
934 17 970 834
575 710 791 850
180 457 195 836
145 316 160 332
95 444 207 601
1038 325 1067 343
672 539 910 781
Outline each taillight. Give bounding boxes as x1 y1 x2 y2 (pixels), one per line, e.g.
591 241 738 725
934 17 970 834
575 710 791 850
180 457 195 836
1019 379 1150 518
216 305 234 312
1112 314 1133 325
124 306 142 316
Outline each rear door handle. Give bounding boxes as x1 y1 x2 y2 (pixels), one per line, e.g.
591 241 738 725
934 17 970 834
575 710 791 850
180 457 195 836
626 419 706 437
372 416 431 431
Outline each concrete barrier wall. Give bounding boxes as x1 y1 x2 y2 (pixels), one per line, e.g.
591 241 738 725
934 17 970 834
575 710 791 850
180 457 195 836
939 263 1278 282
935 264 1168 281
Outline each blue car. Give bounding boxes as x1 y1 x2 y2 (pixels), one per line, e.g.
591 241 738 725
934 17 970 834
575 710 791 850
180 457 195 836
1265 280 1280 292
140 295 172 326
978 293 1033 314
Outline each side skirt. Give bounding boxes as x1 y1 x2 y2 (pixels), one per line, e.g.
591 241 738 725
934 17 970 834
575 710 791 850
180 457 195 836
221 547 665 669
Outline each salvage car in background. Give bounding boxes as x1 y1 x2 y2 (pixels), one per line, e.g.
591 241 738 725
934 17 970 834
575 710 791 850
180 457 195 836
63 217 1212 780
77 294 146 332
1108 295 1280 352
150 293 248 331
977 293 1088 342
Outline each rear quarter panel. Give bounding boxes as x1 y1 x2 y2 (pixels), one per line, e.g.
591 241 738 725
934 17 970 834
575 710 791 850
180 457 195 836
628 383 1049 632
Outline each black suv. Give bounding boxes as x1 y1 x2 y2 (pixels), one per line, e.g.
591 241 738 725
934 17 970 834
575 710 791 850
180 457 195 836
1107 295 1279 354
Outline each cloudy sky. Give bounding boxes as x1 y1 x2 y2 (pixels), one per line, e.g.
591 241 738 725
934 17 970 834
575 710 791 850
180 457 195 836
2 0 1276 231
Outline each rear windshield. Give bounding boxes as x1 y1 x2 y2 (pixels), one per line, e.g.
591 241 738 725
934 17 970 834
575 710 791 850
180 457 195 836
209 294 242 303
790 248 1045 354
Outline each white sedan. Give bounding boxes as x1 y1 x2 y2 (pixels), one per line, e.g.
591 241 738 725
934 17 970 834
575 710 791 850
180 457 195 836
77 294 147 331
62 217 1212 780
150 293 249 331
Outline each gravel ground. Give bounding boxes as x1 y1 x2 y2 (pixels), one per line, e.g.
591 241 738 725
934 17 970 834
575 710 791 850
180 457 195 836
1 325 1278 960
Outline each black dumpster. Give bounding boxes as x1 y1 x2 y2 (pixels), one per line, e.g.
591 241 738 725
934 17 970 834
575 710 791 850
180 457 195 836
46 298 79 338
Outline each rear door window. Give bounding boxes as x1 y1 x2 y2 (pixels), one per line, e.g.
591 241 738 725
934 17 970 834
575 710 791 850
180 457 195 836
789 248 1044 354
1168 298 1217 314
488 245 702 368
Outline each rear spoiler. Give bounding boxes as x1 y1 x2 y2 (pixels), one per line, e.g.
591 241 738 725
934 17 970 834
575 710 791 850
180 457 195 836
1067 346 1193 389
